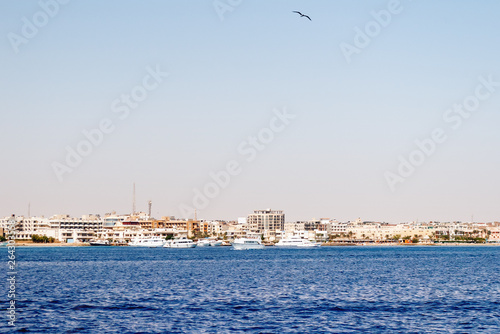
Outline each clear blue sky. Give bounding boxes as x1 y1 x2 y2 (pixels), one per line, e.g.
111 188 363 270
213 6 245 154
1 0 499 222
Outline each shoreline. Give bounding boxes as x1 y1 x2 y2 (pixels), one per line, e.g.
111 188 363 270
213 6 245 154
6 242 500 247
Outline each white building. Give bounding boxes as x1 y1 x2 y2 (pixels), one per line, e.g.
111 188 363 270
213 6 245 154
489 228 500 242
330 221 348 235
248 209 284 234
49 214 102 231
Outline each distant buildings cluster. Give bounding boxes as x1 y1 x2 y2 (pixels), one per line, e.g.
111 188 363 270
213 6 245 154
1 208 500 244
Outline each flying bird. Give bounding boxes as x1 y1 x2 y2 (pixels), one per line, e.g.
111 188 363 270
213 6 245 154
293 11 311 21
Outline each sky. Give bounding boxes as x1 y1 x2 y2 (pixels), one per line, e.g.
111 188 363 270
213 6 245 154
1 0 499 223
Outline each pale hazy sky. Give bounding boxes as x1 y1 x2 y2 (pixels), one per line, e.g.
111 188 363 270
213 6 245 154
1 1 499 223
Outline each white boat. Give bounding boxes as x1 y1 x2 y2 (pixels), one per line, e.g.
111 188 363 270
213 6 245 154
89 239 111 246
210 239 223 247
195 238 223 247
275 236 321 248
128 236 166 248
232 238 265 250
196 239 211 247
164 237 197 248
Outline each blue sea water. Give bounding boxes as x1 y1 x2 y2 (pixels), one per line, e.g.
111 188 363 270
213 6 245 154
1 246 499 333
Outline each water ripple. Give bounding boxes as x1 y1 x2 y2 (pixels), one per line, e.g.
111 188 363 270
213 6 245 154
1 246 499 333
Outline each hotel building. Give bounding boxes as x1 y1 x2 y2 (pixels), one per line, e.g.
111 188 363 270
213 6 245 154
248 209 285 234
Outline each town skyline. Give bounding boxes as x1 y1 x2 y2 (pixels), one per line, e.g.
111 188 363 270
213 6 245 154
3 207 499 245
2 204 496 225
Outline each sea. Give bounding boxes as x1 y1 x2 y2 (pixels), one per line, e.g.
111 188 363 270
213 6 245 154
1 246 499 333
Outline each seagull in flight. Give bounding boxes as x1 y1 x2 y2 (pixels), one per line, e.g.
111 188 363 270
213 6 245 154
293 11 311 21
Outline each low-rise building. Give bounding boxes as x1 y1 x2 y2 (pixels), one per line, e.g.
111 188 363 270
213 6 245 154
199 220 222 236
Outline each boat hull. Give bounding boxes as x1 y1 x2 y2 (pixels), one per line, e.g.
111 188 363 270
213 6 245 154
196 240 211 247
170 244 196 248
129 243 164 248
297 243 321 248
232 244 265 250
89 242 111 246
210 240 223 247
275 236 322 248
275 243 321 248
164 238 197 248
231 238 265 250
128 237 166 248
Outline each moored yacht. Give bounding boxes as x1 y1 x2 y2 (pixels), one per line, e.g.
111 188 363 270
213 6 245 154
210 239 223 247
195 238 223 247
275 236 321 248
89 239 111 246
231 238 265 250
128 236 165 248
196 239 211 247
164 237 197 248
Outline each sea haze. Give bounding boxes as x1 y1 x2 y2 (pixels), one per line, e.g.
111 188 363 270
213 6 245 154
4 246 500 333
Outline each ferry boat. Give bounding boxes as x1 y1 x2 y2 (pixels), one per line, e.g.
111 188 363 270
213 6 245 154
164 237 197 248
275 236 321 248
128 236 166 248
231 238 265 250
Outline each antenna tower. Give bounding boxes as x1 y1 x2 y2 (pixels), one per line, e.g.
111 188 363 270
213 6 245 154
132 183 136 215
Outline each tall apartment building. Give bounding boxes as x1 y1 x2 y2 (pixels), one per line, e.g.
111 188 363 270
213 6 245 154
248 209 284 233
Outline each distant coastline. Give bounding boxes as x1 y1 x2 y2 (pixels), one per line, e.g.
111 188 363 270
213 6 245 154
9 241 500 247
